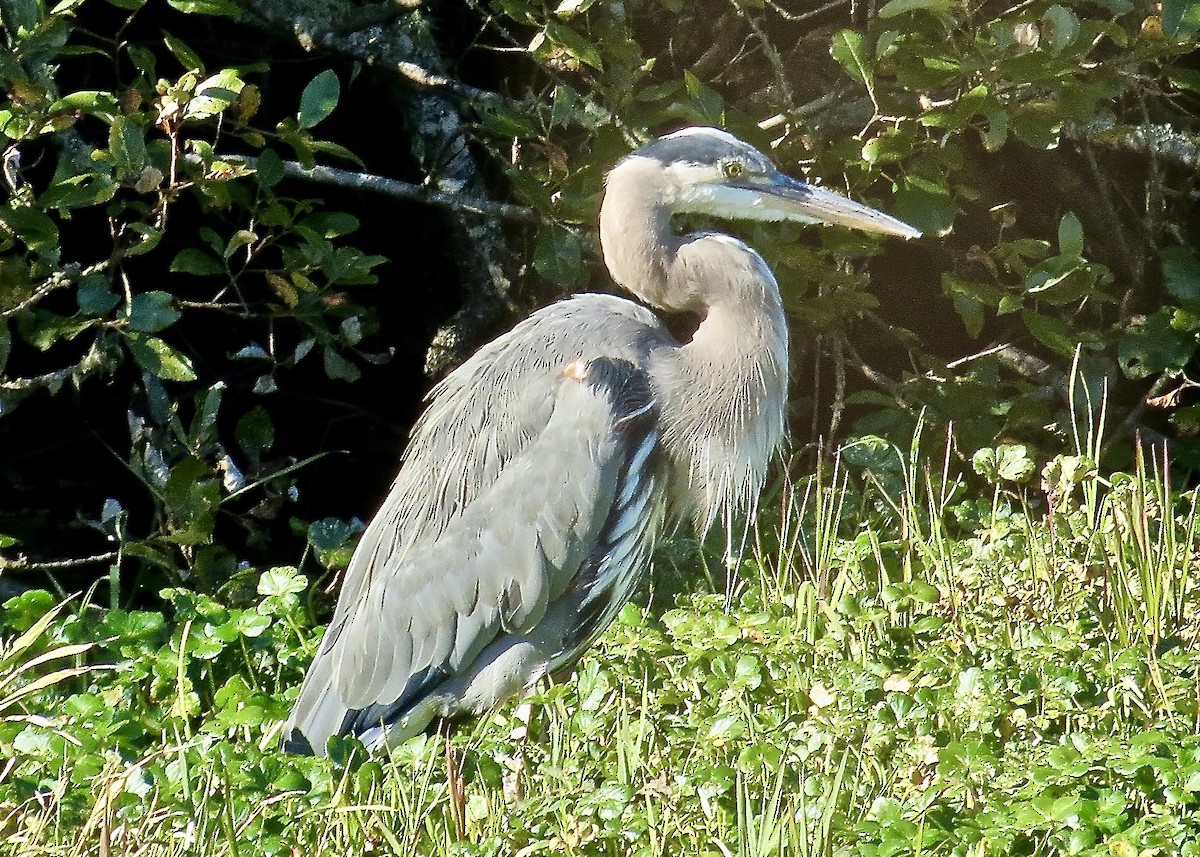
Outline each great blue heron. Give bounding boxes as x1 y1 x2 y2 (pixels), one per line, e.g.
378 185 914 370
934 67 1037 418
283 126 919 757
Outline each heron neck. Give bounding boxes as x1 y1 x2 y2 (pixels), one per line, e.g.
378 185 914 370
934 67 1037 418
600 158 681 311
655 237 790 532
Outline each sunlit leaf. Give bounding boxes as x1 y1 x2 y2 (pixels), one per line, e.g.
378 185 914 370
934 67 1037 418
972 444 1035 483
831 29 872 86
1118 309 1197 378
878 0 955 18
125 334 197 381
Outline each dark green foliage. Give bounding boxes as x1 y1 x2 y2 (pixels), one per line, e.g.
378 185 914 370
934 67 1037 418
0 0 389 598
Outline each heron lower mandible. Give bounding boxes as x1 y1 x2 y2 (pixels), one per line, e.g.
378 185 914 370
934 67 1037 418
283 126 919 757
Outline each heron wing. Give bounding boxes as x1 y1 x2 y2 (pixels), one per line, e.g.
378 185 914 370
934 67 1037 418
284 345 666 752
325 294 669 638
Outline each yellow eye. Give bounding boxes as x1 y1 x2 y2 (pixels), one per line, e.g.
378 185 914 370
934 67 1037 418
723 160 745 179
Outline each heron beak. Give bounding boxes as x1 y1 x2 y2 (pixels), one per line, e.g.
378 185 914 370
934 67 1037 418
740 173 922 240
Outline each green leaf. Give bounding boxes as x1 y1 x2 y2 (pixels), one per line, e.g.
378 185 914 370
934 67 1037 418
308 518 352 551
680 70 724 124
893 183 955 237
126 44 156 77
1041 5 1080 50
1010 100 1062 149
109 115 146 178
223 229 257 259
878 0 954 17
533 224 584 288
1162 0 1200 41
76 276 121 315
4 0 41 30
1118 309 1196 379
322 348 360 382
235 405 274 459
40 171 117 210
1022 309 1076 356
162 32 203 72
1057 212 1084 258
16 310 93 350
0 206 59 253
127 291 181 333
840 435 899 473
258 566 306 598
163 457 220 544
542 22 604 71
125 334 197 381
298 70 340 130
972 444 1035 483
831 29 872 86
981 109 1009 151
1160 246 1200 301
952 293 984 338
254 148 285 188
186 69 245 120
300 211 360 239
307 140 365 168
166 0 241 15
170 248 225 276
49 90 121 120
861 132 912 165
477 101 540 138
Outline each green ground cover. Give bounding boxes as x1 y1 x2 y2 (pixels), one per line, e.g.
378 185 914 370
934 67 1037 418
2 430 1199 856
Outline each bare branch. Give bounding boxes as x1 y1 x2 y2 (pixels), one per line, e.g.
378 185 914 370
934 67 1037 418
766 0 850 23
0 551 118 571
221 154 538 223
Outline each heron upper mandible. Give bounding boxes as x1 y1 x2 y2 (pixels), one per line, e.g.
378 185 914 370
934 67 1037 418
283 127 919 756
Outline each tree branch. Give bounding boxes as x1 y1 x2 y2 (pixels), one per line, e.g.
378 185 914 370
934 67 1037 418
0 262 91 318
1066 119 1200 172
221 154 538 223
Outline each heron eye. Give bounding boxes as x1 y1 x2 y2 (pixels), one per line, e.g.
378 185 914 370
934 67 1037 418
723 160 745 179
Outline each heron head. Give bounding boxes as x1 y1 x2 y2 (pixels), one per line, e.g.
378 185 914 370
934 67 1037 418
630 127 921 240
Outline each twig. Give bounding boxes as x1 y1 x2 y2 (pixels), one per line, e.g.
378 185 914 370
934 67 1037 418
0 551 118 571
0 262 95 318
0 337 109 397
221 154 538 223
765 0 851 22
944 341 1016 369
731 0 795 109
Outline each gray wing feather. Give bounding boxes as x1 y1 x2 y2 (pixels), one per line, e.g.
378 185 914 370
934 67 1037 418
333 366 624 712
288 348 667 753
284 322 668 752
